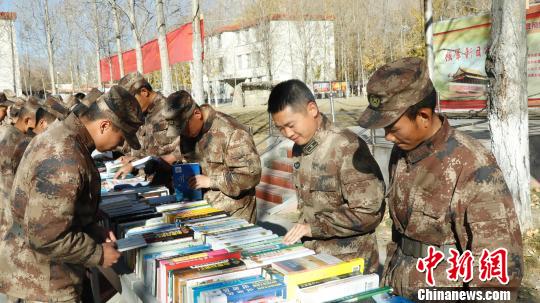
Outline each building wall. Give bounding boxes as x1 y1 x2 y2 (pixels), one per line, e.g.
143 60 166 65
0 16 21 96
203 18 335 105
270 20 335 83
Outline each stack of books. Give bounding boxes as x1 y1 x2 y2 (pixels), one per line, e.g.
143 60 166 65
99 183 408 303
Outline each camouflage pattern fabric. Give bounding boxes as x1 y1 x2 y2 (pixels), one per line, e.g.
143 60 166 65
291 114 386 273
123 92 182 160
0 114 105 301
0 125 29 240
381 116 524 297
180 105 261 223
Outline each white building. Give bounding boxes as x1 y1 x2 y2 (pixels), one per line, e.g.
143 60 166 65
203 15 336 105
0 12 21 96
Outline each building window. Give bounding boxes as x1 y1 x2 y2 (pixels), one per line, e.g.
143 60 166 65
237 54 242 69
218 57 224 73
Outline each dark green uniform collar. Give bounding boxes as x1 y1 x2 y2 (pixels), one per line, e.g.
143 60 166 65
405 115 450 164
298 114 332 156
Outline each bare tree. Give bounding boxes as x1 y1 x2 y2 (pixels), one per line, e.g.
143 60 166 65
192 0 204 103
92 0 102 87
111 0 125 78
156 0 173 95
486 0 531 230
128 0 144 73
43 0 57 94
424 0 434 79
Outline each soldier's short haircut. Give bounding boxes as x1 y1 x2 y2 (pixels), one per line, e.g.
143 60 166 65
267 79 315 114
18 105 35 120
36 108 56 124
404 89 437 120
74 92 86 100
80 102 120 131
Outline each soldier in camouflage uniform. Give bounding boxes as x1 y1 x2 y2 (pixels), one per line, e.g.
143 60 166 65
33 97 69 134
0 86 144 302
268 80 385 273
0 93 11 124
115 72 181 178
163 90 261 223
358 57 523 298
0 101 40 241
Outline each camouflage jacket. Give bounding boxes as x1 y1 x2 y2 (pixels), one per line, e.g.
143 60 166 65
180 105 261 223
291 115 385 273
126 92 181 159
0 114 104 301
382 116 523 297
0 125 29 239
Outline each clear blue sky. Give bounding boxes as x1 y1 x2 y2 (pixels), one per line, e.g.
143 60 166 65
0 2 15 11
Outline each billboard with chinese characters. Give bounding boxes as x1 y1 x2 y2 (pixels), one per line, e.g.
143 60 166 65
433 5 540 110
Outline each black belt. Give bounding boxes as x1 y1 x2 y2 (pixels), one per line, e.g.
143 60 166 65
398 235 457 259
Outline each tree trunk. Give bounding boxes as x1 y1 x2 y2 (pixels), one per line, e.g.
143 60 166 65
129 0 144 74
156 0 173 95
112 0 125 78
424 0 434 78
69 56 75 94
43 0 57 95
93 0 102 87
486 0 531 230
191 0 204 104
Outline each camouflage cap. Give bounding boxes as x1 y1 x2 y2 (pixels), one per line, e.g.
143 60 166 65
65 95 80 109
95 85 144 150
81 88 103 107
3 89 15 99
357 57 435 129
0 92 14 107
43 96 70 120
163 90 197 137
118 72 148 95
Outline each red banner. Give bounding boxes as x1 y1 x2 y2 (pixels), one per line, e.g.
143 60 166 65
100 20 204 83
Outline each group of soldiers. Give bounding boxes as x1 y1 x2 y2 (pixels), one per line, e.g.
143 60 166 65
0 57 523 302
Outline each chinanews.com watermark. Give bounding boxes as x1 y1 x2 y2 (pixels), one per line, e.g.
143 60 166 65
414 247 514 301
417 288 512 301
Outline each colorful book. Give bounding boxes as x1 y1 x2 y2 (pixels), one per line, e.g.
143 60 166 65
173 163 203 201
281 257 365 301
297 273 379 303
171 258 246 303
142 243 211 294
200 279 286 303
187 269 263 303
271 253 342 275
160 251 242 303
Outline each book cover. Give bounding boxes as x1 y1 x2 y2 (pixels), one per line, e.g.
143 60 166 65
171 258 246 303
271 253 342 275
188 269 263 303
178 212 228 225
191 276 263 303
283 257 365 301
201 279 286 303
297 273 379 303
142 244 211 293
173 163 203 201
142 226 194 244
160 251 242 303
156 200 209 213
